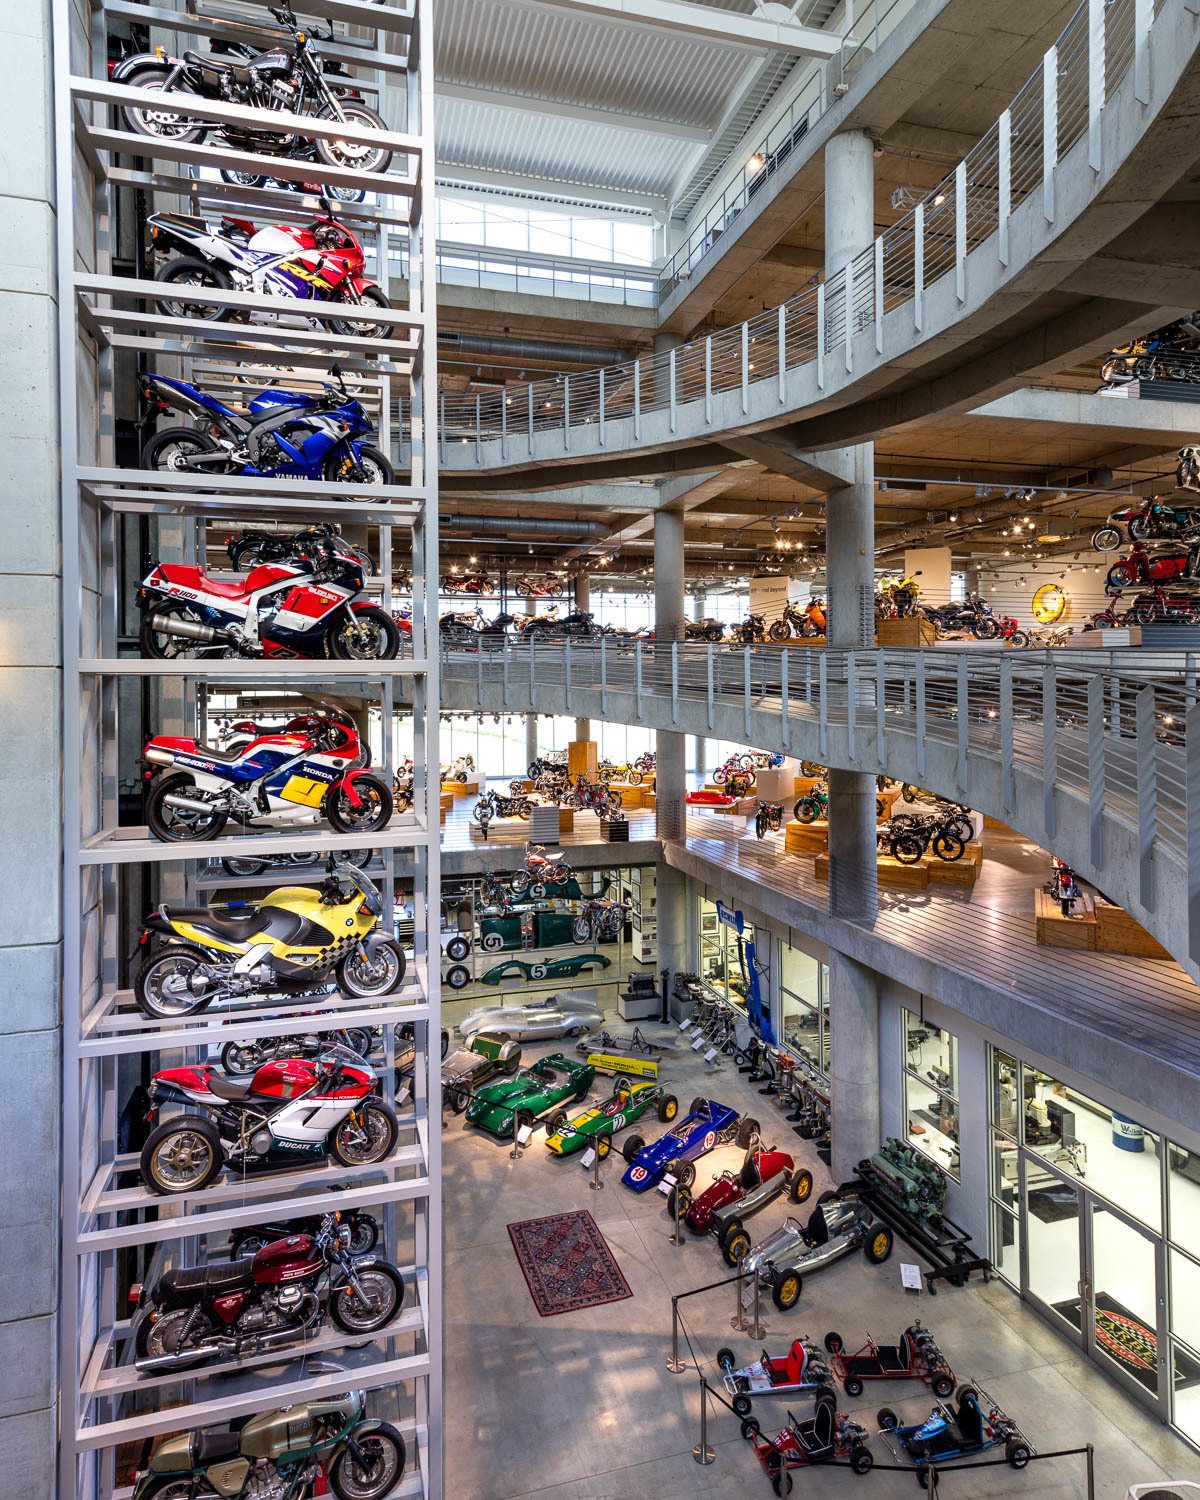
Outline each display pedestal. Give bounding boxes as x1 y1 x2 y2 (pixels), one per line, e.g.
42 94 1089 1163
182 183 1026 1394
529 805 561 843
618 988 660 1021
609 780 643 808
754 765 793 801
568 739 598 777
785 819 828 853
877 617 936 647
1094 897 1172 958
1034 888 1097 949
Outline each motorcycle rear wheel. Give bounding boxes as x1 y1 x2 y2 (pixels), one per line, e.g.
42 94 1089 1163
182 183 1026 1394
316 101 393 176
121 70 206 143
322 442 395 485
325 773 393 836
142 425 229 474
135 944 216 1019
146 774 229 843
141 1115 224 1195
326 607 402 661
139 603 221 661
328 1423 407 1500
330 1264 405 1333
154 257 232 321
330 1099 399 1168
220 1039 266 1074
135 1306 214 1363
338 939 405 997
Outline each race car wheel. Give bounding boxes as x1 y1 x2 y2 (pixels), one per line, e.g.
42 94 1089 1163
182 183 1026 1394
595 1133 612 1160
788 1168 814 1203
772 1271 802 1311
877 1407 898 1431
732 1394 752 1418
445 1085 469 1114
716 1347 735 1372
740 1418 760 1440
722 1227 752 1267
657 1094 679 1122
823 1331 844 1354
914 1466 936 1490
444 964 471 991
547 1108 568 1136
865 1225 894 1264
445 934 470 961
932 1373 954 1398
843 1376 864 1398
672 1159 696 1188
736 1117 761 1149
1005 1440 1031 1469
665 1184 693 1218
849 1446 873 1475
621 1134 644 1163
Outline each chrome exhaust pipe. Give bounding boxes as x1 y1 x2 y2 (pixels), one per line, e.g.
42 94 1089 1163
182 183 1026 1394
135 1339 235 1373
148 611 223 642
163 791 225 815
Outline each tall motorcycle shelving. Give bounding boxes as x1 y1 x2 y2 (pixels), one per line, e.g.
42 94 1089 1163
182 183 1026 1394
52 0 441 1495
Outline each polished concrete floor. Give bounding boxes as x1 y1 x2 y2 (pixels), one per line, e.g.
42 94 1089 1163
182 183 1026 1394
439 1008 1200 1499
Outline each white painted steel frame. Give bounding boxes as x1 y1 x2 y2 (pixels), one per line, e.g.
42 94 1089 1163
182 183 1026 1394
53 0 442 1491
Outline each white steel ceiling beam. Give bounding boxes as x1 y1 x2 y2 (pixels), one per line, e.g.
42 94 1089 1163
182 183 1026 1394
524 0 841 55
437 79 714 142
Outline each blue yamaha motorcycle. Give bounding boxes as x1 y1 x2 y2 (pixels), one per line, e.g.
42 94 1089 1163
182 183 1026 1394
140 366 394 484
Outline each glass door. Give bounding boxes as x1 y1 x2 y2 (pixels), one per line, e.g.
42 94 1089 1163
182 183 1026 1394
1086 1200 1166 1413
1021 1155 1083 1335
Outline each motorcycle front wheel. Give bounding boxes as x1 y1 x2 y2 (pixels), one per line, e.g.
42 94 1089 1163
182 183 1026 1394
767 619 791 642
141 1115 224 1195
1091 525 1122 552
316 101 394 176
146 774 229 843
121 70 206 143
972 616 999 640
326 607 402 661
142 425 230 474
135 944 216 1018
329 285 392 341
328 1424 407 1500
329 1099 399 1168
154 258 232 321
134 1306 214 1363
337 939 406 997
220 856 269 877
330 1263 405 1333
325 773 393 836
322 443 395 485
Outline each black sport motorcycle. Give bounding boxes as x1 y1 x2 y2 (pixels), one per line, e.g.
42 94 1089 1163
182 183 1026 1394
224 522 340 572
131 1213 404 1373
729 614 766 643
921 596 999 640
473 789 532 839
113 6 392 177
683 617 726 642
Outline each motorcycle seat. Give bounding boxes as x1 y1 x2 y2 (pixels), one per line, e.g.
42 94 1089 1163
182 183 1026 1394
191 1429 245 1466
187 50 251 84
169 907 271 942
161 565 252 601
204 1073 257 1102
162 1260 254 1298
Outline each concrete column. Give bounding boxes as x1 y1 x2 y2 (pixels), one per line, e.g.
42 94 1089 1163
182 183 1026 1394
653 330 680 403
525 597 538 770
828 951 881 1180
654 507 686 840
0 0 61 1486
574 570 590 742
657 860 688 997
824 128 875 278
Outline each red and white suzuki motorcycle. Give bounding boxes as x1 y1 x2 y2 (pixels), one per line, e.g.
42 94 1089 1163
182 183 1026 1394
137 534 401 661
141 712 392 843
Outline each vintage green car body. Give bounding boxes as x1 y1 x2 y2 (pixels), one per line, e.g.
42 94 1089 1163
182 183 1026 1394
544 1079 677 1156
464 1052 595 1137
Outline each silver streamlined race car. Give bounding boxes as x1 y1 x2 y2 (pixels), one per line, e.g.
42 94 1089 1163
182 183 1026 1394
458 994 604 1043
741 1192 894 1311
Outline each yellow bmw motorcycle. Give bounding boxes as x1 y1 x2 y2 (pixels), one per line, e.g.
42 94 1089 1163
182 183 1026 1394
134 858 405 1018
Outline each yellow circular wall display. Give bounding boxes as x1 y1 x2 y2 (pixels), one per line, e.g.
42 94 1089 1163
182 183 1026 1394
1032 582 1069 623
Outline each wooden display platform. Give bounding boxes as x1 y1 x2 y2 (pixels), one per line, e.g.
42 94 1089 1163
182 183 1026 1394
793 775 823 795
983 815 1012 832
927 843 983 886
876 786 901 820
609 781 644 809
815 852 930 888
710 796 757 816
567 739 598 776
877 617 937 647
1035 888 1097 949
1095 898 1172 959
443 778 476 797
557 806 575 834
642 790 656 810
512 778 535 793
785 819 828 854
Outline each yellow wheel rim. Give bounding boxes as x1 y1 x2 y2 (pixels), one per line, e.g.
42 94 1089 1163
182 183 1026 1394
781 1276 798 1303
596 1135 610 1158
664 1100 677 1119
873 1233 888 1257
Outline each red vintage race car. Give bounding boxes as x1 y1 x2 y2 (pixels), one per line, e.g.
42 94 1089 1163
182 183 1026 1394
684 1147 814 1265
686 789 736 807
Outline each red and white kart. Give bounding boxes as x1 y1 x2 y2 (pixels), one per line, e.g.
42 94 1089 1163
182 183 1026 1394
823 1321 956 1399
716 1337 834 1418
684 1146 814 1265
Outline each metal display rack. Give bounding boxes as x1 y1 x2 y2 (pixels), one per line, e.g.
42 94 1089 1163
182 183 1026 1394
52 0 440 1493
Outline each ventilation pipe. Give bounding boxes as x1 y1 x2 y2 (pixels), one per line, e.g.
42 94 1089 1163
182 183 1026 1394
439 331 631 367
442 513 614 541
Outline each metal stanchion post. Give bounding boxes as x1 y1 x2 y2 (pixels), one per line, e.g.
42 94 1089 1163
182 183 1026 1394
589 1147 603 1192
691 1376 715 1466
671 1184 684 1246
1086 1444 1094 1500
747 1271 763 1338
509 1114 524 1161
666 1298 685 1374
731 1264 746 1332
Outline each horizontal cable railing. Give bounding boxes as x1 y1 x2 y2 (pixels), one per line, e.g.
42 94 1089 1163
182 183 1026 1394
435 0 1163 461
442 637 1199 884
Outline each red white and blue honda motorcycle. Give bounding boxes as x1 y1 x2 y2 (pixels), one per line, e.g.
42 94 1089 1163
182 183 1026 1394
141 712 391 843
137 534 401 661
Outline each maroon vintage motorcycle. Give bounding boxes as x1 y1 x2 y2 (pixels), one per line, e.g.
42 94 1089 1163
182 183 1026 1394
130 1212 404 1373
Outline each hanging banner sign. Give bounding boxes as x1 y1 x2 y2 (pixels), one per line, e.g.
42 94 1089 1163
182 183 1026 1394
715 901 744 934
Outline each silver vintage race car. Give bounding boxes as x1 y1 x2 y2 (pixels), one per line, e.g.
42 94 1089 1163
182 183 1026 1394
741 1191 894 1311
458 993 604 1044
442 1035 522 1114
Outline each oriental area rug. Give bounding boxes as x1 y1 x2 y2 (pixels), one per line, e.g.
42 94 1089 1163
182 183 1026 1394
507 1209 633 1316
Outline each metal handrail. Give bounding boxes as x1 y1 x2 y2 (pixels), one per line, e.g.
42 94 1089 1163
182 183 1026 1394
435 0 1165 459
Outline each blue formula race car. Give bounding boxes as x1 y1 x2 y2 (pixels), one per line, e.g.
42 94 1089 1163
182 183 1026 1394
619 1097 755 1210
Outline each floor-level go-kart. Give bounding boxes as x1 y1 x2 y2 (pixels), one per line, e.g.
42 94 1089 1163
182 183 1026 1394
741 1190 894 1311
824 1321 955 1399
743 1395 873 1493
716 1337 833 1417
878 1384 1032 1484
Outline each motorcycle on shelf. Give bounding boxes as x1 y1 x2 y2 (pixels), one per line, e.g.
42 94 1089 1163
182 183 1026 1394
132 856 406 1018
114 4 392 175
571 899 628 943
1104 541 1198 593
137 533 402 661
510 843 573 897
217 1028 375 1075
140 366 394 484
1091 497 1200 551
768 598 826 640
224 523 341 571
443 571 494 595
130 1211 405 1371
140 713 391 844
1100 314 1200 385
514 575 565 597
147 206 391 338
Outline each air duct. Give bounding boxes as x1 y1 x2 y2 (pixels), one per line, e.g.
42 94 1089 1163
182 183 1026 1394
439 331 630 367
442 513 613 540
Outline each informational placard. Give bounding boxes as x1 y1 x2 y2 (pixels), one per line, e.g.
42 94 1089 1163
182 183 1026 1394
395 1084 412 1107
657 1173 677 1194
704 1047 719 1063
580 1148 596 1168
516 1124 533 1145
691 1035 705 1051
679 1016 694 1031
900 1262 923 1292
